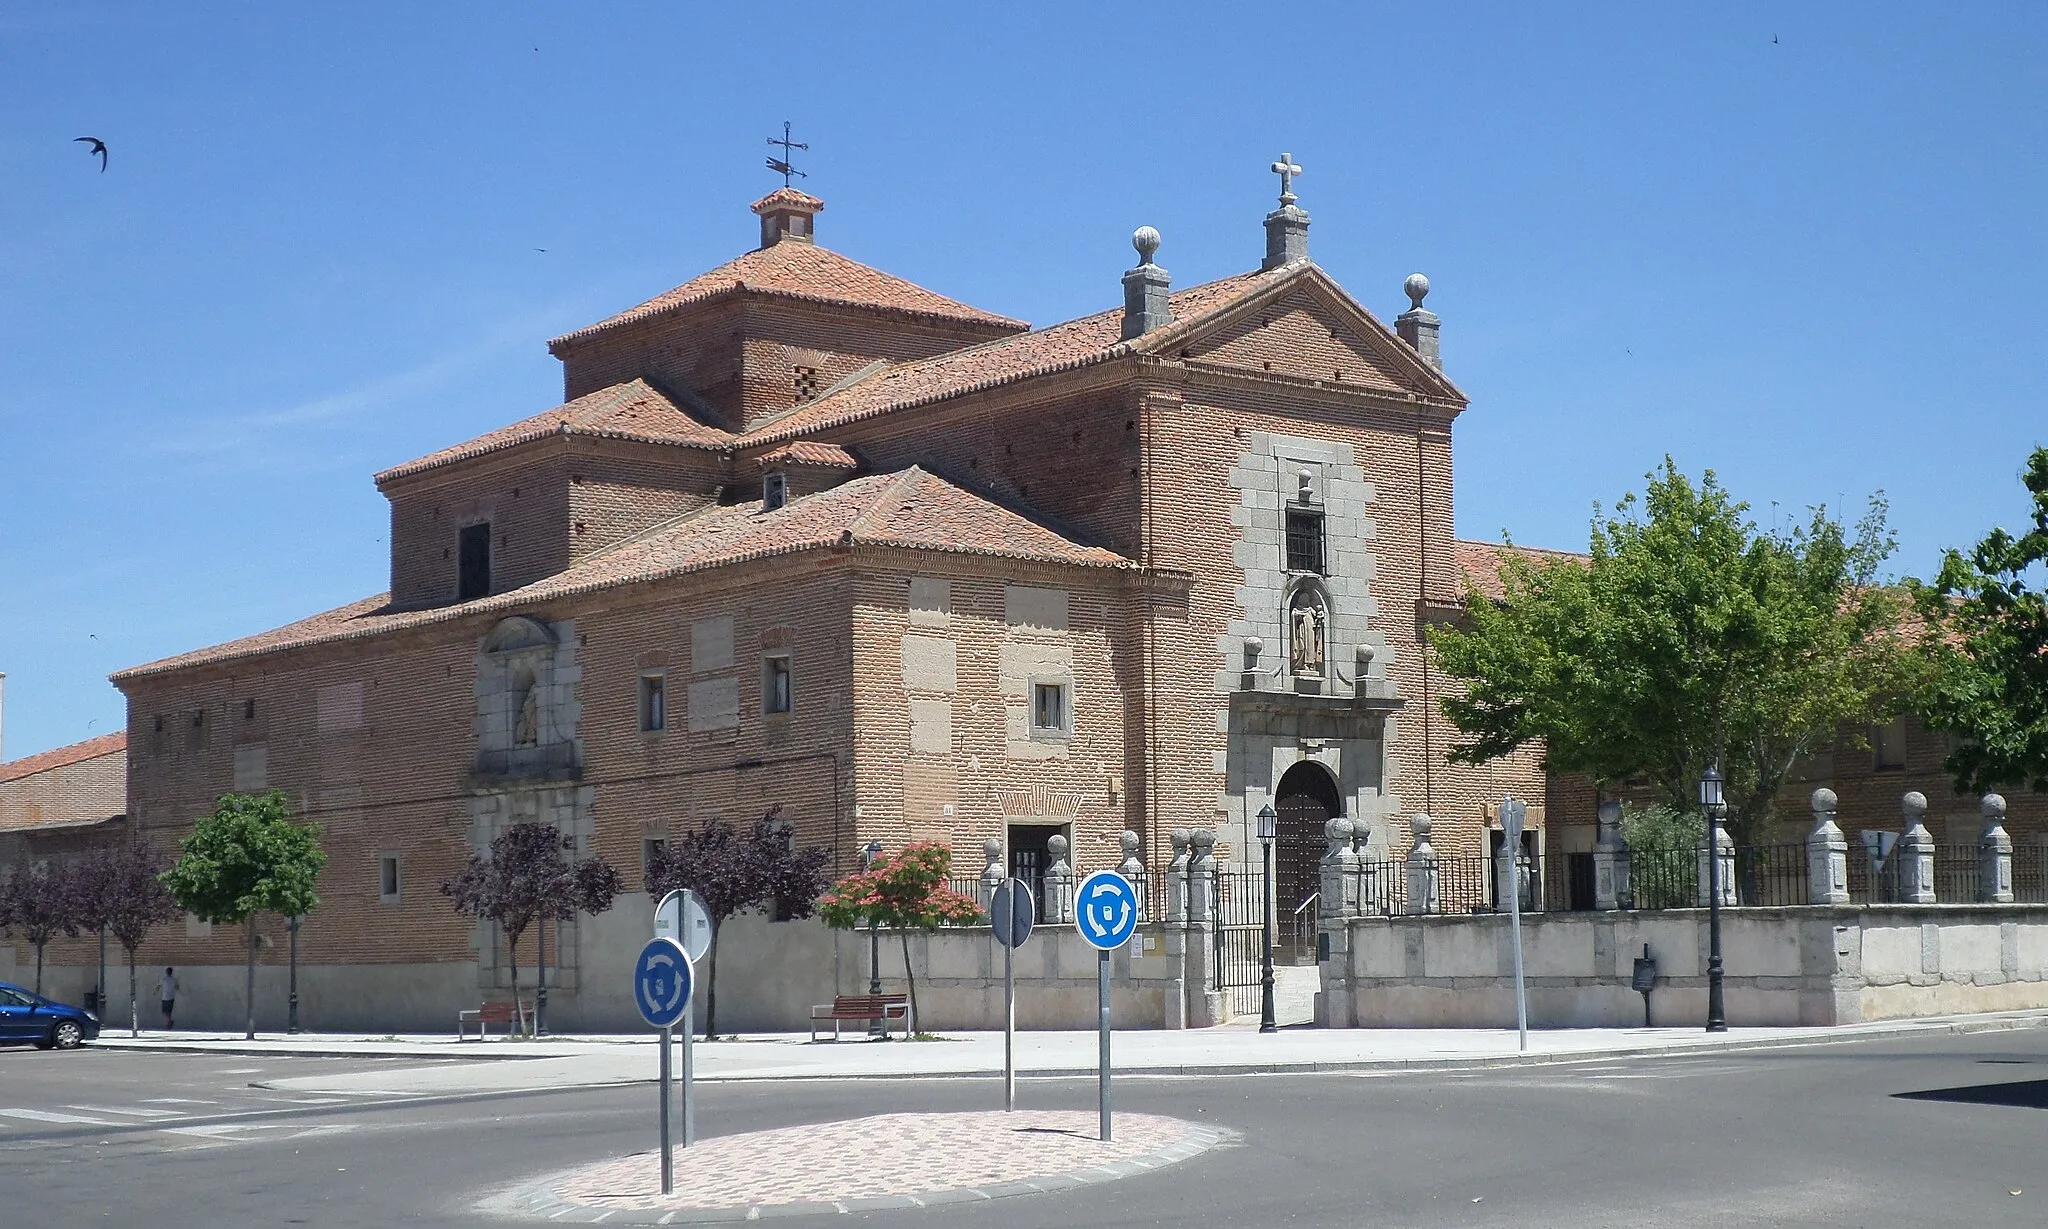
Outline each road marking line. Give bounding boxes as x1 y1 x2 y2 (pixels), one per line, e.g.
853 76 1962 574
0 1108 117 1125
64 1105 185 1119
140 1098 217 1105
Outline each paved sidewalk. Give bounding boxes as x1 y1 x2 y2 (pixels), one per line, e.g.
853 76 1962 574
92 1008 2044 1097
485 1111 1230 1224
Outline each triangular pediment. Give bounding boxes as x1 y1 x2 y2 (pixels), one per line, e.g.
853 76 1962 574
1138 265 1464 404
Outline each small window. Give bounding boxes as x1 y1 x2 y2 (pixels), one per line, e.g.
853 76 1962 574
1874 718 1908 771
1285 508 1326 575
1031 681 1069 736
764 654 792 715
642 837 666 891
763 470 788 511
458 522 492 601
640 674 667 733
243 699 256 721
378 854 401 903
792 365 820 403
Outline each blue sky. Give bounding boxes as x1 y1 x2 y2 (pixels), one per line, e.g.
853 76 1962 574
5 3 2047 760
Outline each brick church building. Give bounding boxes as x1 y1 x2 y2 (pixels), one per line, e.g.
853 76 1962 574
96 164 1573 1027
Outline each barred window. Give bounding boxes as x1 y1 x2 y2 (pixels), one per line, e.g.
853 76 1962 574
792 365 820 403
1285 509 1326 575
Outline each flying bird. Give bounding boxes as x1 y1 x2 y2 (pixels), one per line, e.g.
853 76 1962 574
75 136 108 171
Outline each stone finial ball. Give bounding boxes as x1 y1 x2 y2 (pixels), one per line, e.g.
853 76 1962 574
1411 812 1433 836
1171 828 1193 848
1121 830 1140 855
1403 272 1430 308
1811 787 1838 812
983 836 1003 860
1132 226 1162 263
1191 828 1216 851
1325 816 1354 844
1047 833 1069 857
1982 793 2007 818
1902 791 1927 818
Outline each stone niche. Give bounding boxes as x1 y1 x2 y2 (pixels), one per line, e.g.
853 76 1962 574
472 615 584 784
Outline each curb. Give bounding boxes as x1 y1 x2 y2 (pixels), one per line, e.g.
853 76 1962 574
110 1010 2048 1083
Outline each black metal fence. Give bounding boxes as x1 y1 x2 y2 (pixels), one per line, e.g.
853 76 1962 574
2019 846 2048 905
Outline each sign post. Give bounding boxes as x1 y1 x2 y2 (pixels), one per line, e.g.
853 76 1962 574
1501 797 1529 1052
989 877 1036 1111
634 936 694 1194
653 889 712 1145
1074 869 1138 1142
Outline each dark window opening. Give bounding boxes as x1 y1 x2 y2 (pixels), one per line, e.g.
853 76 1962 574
763 471 788 511
1285 509 1326 575
764 655 792 714
243 699 256 721
640 675 666 733
792 365 820 403
458 523 492 601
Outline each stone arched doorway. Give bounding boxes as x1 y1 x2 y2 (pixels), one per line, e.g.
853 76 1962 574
1273 760 1342 960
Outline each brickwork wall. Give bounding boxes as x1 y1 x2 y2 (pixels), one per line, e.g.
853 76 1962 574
558 297 1014 433
847 555 1136 877
384 451 572 610
0 748 125 831
565 438 730 565
828 382 1143 556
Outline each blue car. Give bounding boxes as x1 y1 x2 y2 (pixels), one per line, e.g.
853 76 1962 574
0 983 100 1050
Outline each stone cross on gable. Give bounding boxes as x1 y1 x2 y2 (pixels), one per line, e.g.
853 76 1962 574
1271 152 1302 204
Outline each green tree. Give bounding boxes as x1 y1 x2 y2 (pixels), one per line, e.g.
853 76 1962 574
818 841 980 1035
1433 460 1912 847
160 791 325 1040
1914 446 2048 794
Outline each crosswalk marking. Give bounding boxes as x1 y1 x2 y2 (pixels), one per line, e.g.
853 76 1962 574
140 1097 217 1105
0 1108 116 1125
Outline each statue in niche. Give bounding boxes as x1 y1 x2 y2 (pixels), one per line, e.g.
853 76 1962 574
515 677 540 746
1289 593 1326 678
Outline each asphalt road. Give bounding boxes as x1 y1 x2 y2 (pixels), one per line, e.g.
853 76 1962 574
0 1029 2042 1227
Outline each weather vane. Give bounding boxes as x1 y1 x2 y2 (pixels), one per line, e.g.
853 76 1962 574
766 121 808 187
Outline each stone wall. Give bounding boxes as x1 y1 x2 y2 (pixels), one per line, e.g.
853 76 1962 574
1321 905 2048 1028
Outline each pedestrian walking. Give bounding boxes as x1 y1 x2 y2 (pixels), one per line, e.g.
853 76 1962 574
160 967 178 1030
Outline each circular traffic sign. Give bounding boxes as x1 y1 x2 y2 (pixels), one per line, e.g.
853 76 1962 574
634 936 694 1029
1074 870 1138 950
992 877 1036 949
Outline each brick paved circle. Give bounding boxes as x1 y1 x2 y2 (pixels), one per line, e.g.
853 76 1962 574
492 1110 1231 1223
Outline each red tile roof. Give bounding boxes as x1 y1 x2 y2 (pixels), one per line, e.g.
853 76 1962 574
376 379 734 486
739 268 1286 446
1454 539 1589 601
114 469 1129 681
0 732 127 784
751 187 824 213
549 242 1027 349
756 441 858 468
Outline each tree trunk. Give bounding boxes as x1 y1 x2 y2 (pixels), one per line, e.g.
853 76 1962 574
97 928 107 1015
509 932 523 1037
33 942 45 996
703 925 719 1040
244 917 258 1040
898 931 919 1036
128 949 139 1038
535 917 548 1038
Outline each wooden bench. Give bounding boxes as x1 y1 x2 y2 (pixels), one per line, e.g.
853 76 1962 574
457 999 530 1040
809 994 910 1041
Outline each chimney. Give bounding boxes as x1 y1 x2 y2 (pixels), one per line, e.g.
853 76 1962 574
1396 273 1441 369
1262 152 1310 270
1121 227 1171 341
751 187 824 248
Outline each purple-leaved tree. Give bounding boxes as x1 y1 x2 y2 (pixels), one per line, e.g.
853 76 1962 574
441 823 620 1035
99 845 179 1036
0 862 82 996
646 806 831 1039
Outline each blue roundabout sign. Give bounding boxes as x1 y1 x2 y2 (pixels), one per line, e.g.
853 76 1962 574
633 936 694 1030
1074 870 1139 951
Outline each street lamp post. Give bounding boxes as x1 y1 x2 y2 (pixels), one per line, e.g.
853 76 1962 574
1257 804 1278 1035
1700 763 1727 1033
286 915 302 1035
861 841 884 1035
